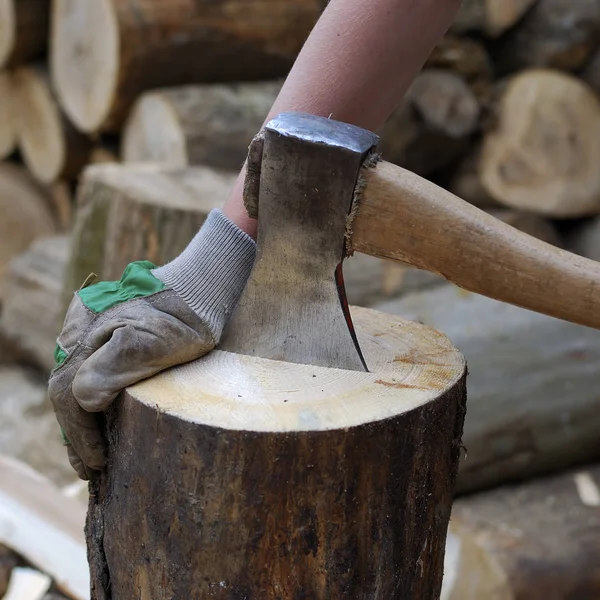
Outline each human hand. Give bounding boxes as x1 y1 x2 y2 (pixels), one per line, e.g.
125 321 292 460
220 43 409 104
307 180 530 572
48 209 255 480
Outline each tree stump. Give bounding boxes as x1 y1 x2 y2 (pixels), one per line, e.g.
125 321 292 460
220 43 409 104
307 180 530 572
50 0 325 133
86 305 467 599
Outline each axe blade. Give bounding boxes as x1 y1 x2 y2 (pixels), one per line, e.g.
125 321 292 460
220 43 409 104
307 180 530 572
220 112 379 371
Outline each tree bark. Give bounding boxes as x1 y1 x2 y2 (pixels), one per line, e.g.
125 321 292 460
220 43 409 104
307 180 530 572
63 163 236 305
493 0 600 73
50 0 325 133
376 284 600 494
0 71 15 160
0 0 48 68
122 81 281 170
443 464 600 599
0 163 57 298
378 70 480 175
12 65 91 184
450 0 539 37
479 69 600 217
0 235 70 374
86 306 467 600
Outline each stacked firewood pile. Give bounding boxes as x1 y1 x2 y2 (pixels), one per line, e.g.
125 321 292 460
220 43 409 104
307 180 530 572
1 0 600 598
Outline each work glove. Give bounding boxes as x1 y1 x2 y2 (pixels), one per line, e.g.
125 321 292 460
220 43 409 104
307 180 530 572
48 209 255 480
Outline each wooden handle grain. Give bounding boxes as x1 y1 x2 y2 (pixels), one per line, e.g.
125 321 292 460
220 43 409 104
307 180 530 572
349 160 600 330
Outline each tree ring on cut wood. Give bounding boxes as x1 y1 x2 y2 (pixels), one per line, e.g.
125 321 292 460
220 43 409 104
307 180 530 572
87 306 467 599
50 0 119 133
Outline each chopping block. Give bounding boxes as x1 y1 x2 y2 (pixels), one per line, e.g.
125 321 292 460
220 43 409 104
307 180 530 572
91 110 600 599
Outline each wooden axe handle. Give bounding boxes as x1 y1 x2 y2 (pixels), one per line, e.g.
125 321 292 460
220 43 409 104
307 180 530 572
349 160 600 330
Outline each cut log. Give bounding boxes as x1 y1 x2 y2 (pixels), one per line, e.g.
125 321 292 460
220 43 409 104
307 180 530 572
50 0 324 133
424 36 493 102
87 306 466 599
0 71 15 159
0 235 70 373
123 81 281 170
47 180 72 231
493 0 600 73
13 65 91 184
479 69 600 217
63 163 235 305
442 464 600 599
0 0 49 68
376 284 600 494
0 163 57 297
379 70 480 175
487 209 562 246
450 0 539 37
0 455 88 600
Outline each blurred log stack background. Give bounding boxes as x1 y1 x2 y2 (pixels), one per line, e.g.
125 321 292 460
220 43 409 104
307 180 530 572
1 0 600 598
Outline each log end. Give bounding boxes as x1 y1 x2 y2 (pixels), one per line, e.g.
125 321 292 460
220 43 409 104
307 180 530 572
13 66 65 183
122 92 188 167
50 0 119 133
480 69 600 217
0 0 15 68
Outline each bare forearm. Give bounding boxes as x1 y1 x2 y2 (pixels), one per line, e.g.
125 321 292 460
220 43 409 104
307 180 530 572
222 0 462 237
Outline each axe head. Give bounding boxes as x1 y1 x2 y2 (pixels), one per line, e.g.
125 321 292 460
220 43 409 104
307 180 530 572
219 112 379 371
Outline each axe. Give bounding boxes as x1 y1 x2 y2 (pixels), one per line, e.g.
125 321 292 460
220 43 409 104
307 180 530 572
220 111 600 371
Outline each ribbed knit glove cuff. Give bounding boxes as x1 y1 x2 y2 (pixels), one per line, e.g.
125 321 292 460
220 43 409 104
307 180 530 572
152 209 256 342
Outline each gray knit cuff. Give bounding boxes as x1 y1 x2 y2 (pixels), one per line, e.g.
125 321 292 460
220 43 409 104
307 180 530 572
152 209 256 341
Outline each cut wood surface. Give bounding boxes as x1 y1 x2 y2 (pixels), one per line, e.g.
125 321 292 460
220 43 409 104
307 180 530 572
50 0 324 133
0 454 88 600
87 306 466 599
13 65 91 184
350 158 600 331
494 0 600 73
451 0 539 37
1 235 70 373
123 82 281 169
378 70 479 175
64 163 235 305
442 464 600 599
0 0 48 68
376 284 600 493
0 163 57 298
0 71 15 159
479 69 600 217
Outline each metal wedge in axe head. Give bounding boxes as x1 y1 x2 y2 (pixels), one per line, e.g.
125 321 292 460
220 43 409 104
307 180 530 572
220 111 600 370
